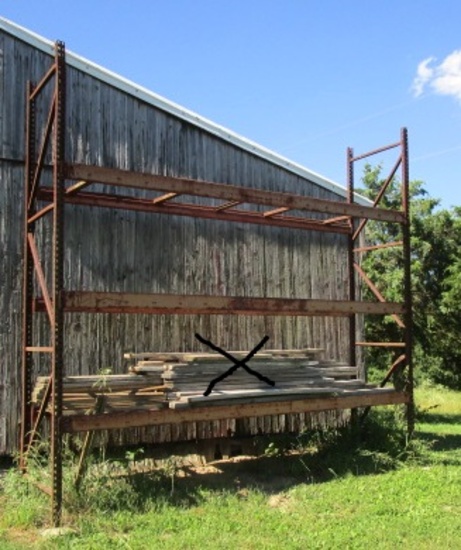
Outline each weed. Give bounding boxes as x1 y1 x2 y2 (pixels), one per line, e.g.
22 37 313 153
125 447 145 470
1 468 48 528
162 456 183 497
263 441 283 458
92 367 113 392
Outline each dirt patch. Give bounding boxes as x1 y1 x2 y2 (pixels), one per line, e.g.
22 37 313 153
176 453 302 496
2 526 41 547
267 493 293 511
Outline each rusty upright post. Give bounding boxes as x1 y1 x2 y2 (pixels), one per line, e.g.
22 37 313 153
347 147 359 429
50 41 66 527
347 147 356 369
400 127 414 437
20 81 36 469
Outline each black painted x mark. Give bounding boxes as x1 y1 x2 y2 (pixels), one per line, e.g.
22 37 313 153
194 333 275 396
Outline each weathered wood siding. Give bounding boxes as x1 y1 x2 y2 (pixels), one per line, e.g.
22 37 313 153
0 31 356 454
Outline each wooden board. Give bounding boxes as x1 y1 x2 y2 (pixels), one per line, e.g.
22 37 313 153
124 349 325 361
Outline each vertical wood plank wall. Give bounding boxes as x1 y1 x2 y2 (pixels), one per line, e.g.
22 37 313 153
0 32 356 454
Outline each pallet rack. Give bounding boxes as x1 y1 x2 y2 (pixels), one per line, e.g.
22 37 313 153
20 43 413 525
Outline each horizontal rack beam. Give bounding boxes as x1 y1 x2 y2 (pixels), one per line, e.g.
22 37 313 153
37 188 350 234
65 164 405 224
353 241 403 253
350 141 401 162
355 342 406 347
34 292 405 316
62 390 410 433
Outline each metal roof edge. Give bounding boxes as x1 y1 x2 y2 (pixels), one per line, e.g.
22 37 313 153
0 16 372 206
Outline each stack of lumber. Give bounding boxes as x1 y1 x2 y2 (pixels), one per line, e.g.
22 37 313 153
31 373 168 414
31 349 388 415
125 348 376 410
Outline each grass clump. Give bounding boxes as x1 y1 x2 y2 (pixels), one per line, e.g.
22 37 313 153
1 468 48 529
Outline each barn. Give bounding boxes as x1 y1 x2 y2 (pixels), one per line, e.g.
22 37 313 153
0 18 412 522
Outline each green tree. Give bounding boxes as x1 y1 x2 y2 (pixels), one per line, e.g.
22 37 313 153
358 165 461 389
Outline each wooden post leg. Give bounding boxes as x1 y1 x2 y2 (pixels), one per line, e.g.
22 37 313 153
75 396 105 491
75 432 94 491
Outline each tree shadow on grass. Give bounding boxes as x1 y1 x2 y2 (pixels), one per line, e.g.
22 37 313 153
417 412 461 426
416 410 461 458
416 430 461 456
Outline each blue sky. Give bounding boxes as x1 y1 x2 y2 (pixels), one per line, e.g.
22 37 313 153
2 1 461 208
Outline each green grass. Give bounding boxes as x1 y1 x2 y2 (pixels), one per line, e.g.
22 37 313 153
415 385 461 467
1 386 461 549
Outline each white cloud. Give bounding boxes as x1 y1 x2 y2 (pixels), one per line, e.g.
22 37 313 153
412 50 461 103
412 57 435 97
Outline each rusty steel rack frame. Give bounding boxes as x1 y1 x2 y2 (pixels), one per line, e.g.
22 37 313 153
20 41 66 525
347 132 414 428
20 43 413 526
